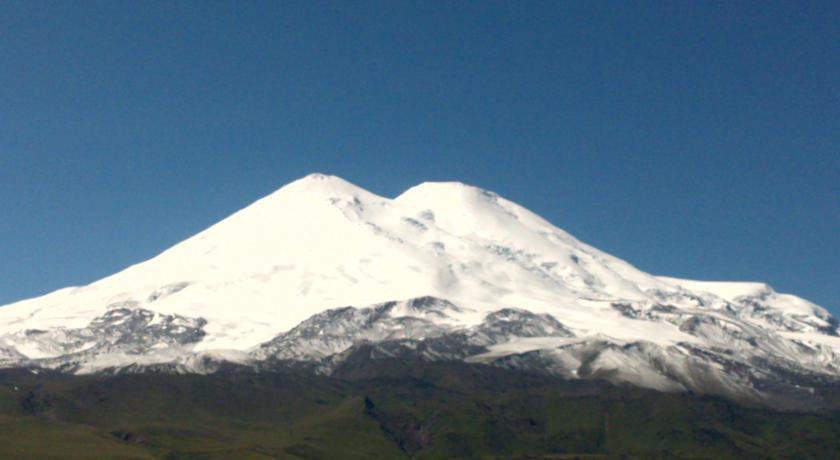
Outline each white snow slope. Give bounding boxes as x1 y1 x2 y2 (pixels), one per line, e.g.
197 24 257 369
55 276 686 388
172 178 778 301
0 174 836 405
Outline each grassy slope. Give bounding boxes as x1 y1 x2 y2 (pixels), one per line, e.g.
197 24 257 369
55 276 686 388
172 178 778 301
0 361 837 459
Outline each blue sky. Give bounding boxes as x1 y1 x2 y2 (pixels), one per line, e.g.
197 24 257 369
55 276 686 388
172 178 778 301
1 1 837 311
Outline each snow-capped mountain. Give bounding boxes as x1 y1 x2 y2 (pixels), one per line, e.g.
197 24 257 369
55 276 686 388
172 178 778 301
1 173 837 407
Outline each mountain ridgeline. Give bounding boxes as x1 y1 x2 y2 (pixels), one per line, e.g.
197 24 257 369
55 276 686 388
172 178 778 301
0 174 837 412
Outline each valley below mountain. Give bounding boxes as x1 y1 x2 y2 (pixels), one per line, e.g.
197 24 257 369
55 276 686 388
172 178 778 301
2 360 840 459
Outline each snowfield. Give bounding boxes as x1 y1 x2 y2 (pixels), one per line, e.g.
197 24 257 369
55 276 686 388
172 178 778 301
0 173 836 407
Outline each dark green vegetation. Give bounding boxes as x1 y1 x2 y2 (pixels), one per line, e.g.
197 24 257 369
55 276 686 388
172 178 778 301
0 358 838 459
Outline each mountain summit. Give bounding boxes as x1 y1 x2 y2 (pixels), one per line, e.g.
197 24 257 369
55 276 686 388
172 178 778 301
0 174 836 407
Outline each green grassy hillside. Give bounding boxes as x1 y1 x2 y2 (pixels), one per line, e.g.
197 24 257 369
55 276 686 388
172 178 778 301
0 361 837 459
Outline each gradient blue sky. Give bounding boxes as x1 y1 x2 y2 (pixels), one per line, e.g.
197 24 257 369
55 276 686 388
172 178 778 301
1 1 837 311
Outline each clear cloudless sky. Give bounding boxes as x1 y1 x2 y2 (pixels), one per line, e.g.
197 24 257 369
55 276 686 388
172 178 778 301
0 1 838 311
